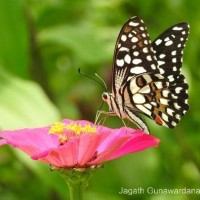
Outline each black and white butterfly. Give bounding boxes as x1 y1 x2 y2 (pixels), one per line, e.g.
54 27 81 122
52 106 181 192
98 16 189 133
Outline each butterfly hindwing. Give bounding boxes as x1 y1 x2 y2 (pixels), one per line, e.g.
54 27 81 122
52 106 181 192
152 22 189 82
151 22 190 126
123 72 172 127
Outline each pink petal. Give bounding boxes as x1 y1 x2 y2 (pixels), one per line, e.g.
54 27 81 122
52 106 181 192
108 132 159 161
0 139 7 145
88 128 130 165
77 133 108 166
0 127 59 156
0 119 160 168
38 139 79 167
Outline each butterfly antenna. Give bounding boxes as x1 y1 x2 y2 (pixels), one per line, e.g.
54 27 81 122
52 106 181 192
94 72 108 92
78 68 107 91
98 100 104 110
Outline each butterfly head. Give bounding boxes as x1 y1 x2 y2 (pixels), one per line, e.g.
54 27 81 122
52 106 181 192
102 92 110 102
102 91 113 104
102 92 113 111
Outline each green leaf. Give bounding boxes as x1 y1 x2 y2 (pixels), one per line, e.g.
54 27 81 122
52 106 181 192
0 69 61 129
0 0 30 78
38 25 108 64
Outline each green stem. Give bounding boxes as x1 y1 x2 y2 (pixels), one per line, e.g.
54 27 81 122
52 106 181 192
60 168 93 200
67 178 85 200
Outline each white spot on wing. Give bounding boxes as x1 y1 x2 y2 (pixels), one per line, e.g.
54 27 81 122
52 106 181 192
132 45 137 49
119 47 129 52
140 27 144 31
139 85 151 93
158 60 165 66
129 22 139 26
143 47 148 53
155 74 164 79
172 121 177 126
121 35 127 42
164 37 170 41
124 54 131 64
159 54 166 59
172 58 177 63
155 39 162 45
155 82 163 89
172 94 178 99
175 87 182 94
151 64 156 70
167 108 174 116
133 51 139 56
151 101 157 106
171 51 176 55
128 33 133 37
146 55 152 61
130 79 140 93
142 33 146 37
144 103 152 109
116 59 124 67
173 26 183 31
132 59 142 65
162 113 169 122
131 37 139 43
132 94 146 104
162 90 169 97
136 105 151 116
176 114 180 120
143 74 152 83
174 102 181 110
130 67 146 74
165 40 173 46
160 98 168 105
168 75 175 82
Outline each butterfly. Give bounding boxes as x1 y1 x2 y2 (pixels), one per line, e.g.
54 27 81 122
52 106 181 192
98 16 189 133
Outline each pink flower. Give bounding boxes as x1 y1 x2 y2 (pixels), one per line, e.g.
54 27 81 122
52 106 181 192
0 119 159 168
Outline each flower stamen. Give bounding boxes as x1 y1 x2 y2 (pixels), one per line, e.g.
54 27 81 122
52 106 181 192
65 123 82 135
65 123 96 135
49 122 64 135
49 122 97 143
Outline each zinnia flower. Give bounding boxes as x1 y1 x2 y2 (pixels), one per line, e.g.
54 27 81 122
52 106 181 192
0 119 159 168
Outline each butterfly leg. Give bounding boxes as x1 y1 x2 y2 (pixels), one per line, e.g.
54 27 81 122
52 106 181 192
95 110 116 124
95 110 128 129
97 115 108 125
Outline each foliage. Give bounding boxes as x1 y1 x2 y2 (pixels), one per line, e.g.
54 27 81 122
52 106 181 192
0 0 199 199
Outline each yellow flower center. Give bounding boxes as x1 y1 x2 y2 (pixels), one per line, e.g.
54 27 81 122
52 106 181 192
49 122 64 134
65 123 96 135
49 122 96 143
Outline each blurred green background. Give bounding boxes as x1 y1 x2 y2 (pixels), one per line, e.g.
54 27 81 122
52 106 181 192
0 0 199 199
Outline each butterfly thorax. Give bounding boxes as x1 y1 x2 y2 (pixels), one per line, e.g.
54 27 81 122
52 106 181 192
102 92 126 118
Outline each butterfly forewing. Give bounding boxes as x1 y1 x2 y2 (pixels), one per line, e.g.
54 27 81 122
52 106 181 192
112 16 159 94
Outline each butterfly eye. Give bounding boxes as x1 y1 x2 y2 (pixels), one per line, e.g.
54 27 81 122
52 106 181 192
102 92 108 101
